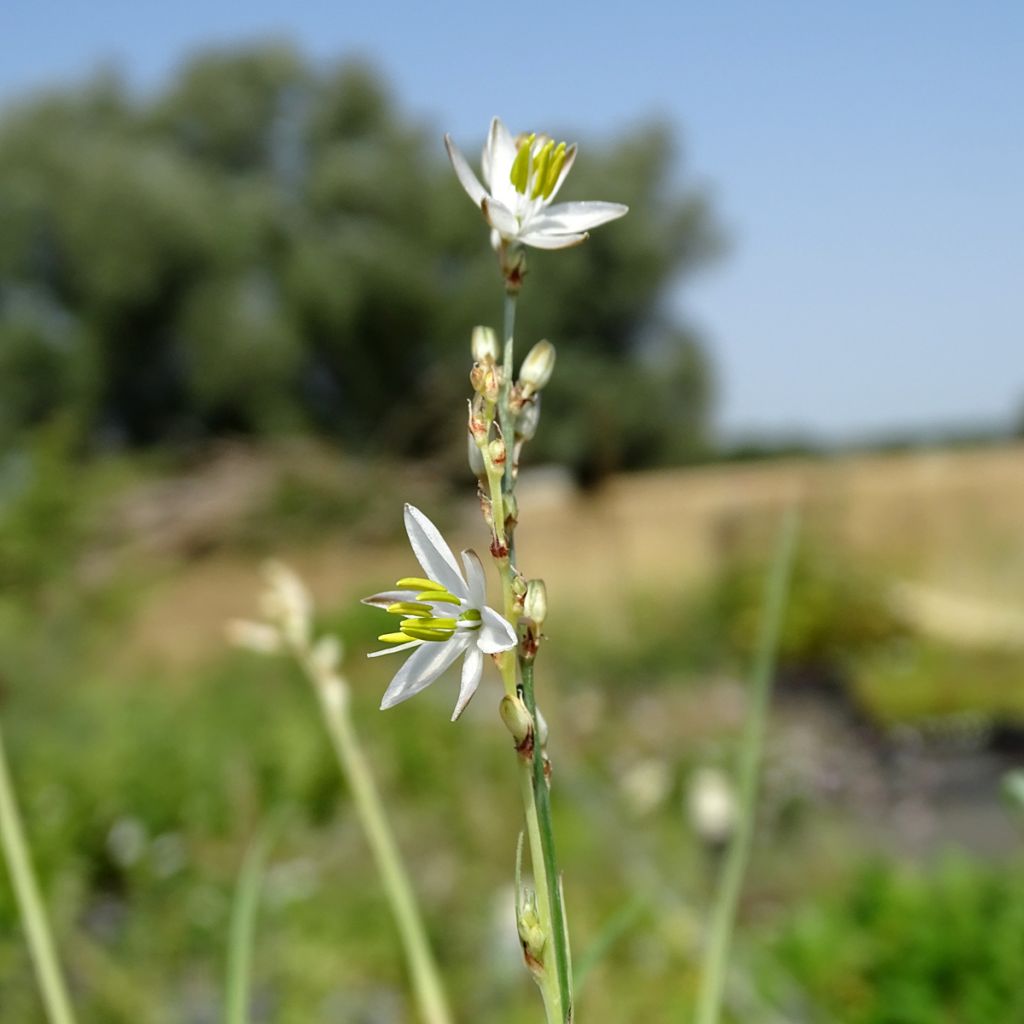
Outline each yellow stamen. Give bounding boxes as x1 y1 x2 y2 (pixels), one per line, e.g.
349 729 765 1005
396 577 444 590
416 590 461 604
378 631 415 644
401 617 457 631
387 602 432 617
542 142 568 199
510 133 536 194
530 140 555 199
401 624 454 642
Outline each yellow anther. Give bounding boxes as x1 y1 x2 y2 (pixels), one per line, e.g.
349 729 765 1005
378 631 415 644
401 624 454 642
542 142 568 199
416 590 461 605
396 577 444 590
387 602 432 617
510 133 536 194
401 617 457 631
530 140 555 199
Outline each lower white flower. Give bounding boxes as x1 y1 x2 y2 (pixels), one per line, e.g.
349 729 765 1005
363 504 517 720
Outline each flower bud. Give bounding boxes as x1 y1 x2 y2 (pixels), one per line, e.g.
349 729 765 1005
516 396 541 441
468 397 488 443
471 325 500 364
516 887 547 962
467 432 486 477
500 694 533 747
524 579 547 629
488 437 506 466
688 767 736 847
518 340 556 396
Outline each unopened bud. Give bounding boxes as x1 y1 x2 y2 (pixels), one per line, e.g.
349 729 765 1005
500 694 533 747
470 362 500 402
516 887 547 962
468 397 488 443
519 340 556 396
516 396 541 441
468 433 486 477
535 706 549 749
524 579 547 629
471 325 500 364
487 437 506 466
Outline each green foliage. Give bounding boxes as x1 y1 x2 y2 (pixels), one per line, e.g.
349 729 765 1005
698 541 905 670
767 859 1024 1024
853 642 1024 726
0 51 720 473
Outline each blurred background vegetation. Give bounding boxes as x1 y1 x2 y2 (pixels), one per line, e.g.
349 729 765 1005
1 43 1024 1024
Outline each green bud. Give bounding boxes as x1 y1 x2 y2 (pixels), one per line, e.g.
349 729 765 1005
500 694 533 747
519 340 556 396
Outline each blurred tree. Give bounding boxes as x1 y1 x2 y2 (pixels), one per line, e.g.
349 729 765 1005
0 47 723 474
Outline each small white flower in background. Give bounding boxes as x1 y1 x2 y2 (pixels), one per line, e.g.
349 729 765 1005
687 766 737 847
620 758 673 816
363 504 517 720
445 116 628 251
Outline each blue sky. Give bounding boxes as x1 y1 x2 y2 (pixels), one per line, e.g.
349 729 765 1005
3 1 1022 441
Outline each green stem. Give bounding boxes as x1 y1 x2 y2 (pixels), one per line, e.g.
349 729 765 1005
0 717 77 1024
521 658 573 1021
225 830 271 1024
694 508 800 1024
485 289 573 1022
308 671 453 1024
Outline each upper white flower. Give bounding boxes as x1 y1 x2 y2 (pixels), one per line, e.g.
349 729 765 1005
445 117 628 251
363 504 517 720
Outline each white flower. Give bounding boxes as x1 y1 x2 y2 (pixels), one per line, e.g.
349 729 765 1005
445 116 628 251
363 504 517 720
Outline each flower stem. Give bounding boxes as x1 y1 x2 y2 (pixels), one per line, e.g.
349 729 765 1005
694 507 799 1024
306 667 453 1024
225 829 271 1024
484 289 573 1023
0 717 77 1024
521 657 573 1021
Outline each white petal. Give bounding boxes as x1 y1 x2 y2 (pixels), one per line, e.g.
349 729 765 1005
478 606 518 653
379 634 469 709
483 117 519 210
361 590 422 609
528 201 629 234
482 197 520 239
545 143 577 202
368 639 422 658
461 549 487 610
451 644 483 721
444 134 488 207
516 228 590 250
403 505 468 598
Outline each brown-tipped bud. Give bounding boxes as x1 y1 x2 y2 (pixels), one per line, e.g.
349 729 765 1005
471 325 500 364
487 437 506 466
524 579 548 629
468 397 489 443
504 491 518 527
516 396 541 441
470 362 500 403
519 340 556 397
500 694 533 749
468 433 486 478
